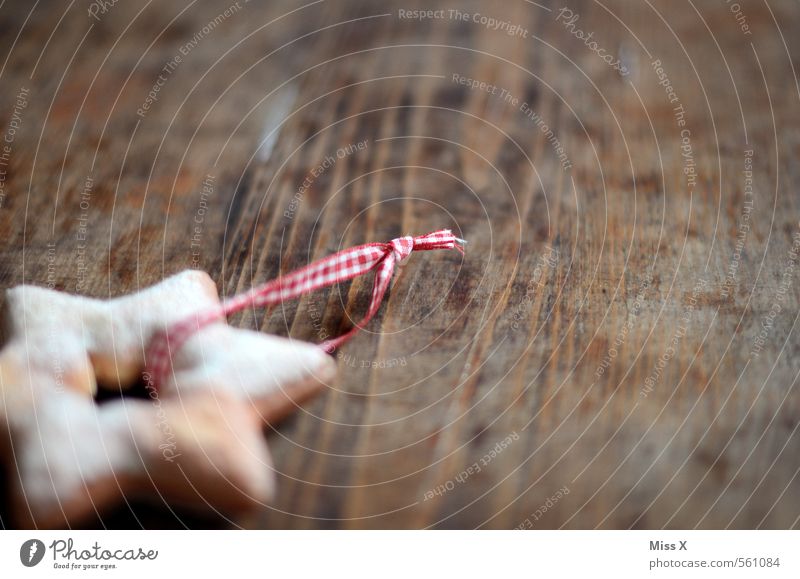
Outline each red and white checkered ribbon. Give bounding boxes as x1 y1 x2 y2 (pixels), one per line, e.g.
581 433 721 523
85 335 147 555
145 229 465 389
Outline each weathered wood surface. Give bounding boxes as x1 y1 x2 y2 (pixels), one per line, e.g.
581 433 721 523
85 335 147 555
0 0 799 529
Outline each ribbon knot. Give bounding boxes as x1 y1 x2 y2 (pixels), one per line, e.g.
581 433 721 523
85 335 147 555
145 229 465 388
389 236 414 261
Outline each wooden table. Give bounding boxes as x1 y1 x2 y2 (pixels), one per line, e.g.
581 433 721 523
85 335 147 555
1 0 798 529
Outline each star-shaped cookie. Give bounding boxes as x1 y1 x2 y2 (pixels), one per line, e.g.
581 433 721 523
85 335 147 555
0 270 335 528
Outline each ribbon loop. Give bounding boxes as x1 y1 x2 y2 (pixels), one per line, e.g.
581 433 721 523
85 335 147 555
145 229 464 388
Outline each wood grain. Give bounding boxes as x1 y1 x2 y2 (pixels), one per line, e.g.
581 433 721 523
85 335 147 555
0 0 799 529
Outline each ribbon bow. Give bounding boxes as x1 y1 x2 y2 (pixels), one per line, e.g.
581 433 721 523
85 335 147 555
145 229 465 389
